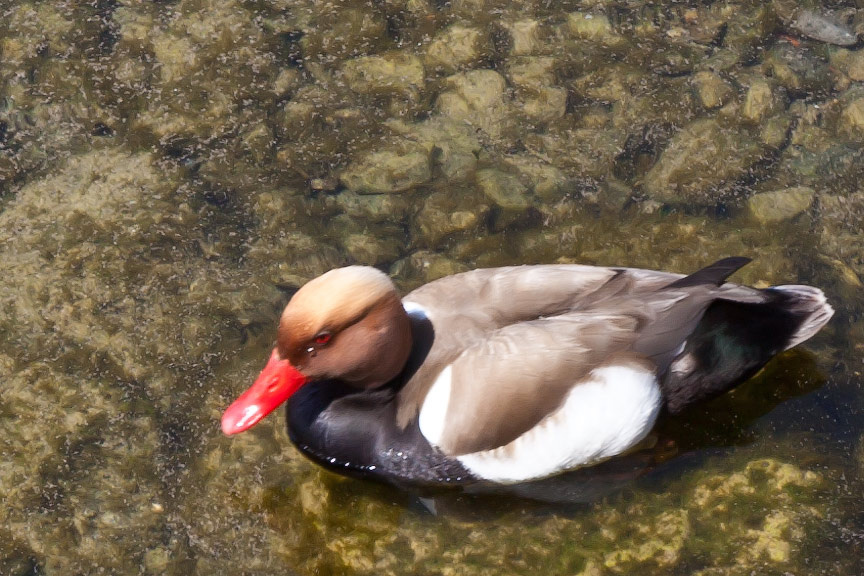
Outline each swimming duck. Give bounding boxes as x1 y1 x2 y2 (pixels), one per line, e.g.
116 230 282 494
222 258 832 486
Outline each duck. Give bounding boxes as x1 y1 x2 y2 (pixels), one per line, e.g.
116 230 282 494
221 257 833 487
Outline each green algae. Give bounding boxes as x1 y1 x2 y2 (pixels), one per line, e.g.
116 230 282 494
0 0 863 573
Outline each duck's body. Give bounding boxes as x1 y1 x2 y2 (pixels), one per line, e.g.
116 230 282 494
223 258 833 487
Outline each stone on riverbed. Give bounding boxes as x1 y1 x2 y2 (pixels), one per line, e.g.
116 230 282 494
476 168 533 230
839 97 864 141
762 42 834 97
497 19 544 57
339 144 432 194
691 71 733 110
642 118 765 205
341 52 425 97
565 12 624 46
301 6 389 61
413 188 489 246
435 70 512 139
503 154 573 203
830 48 864 83
386 117 482 183
476 168 531 211
425 24 489 74
507 56 567 125
791 10 857 46
391 251 470 288
742 80 785 125
747 186 815 223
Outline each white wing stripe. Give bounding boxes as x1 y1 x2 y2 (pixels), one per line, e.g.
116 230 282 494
418 365 452 446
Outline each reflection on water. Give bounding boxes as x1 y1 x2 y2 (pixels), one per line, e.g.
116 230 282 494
0 0 863 573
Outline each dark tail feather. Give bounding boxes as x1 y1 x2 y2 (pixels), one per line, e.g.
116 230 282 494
666 257 752 289
660 284 833 414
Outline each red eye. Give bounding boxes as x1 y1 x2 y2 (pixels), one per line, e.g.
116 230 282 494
314 332 332 345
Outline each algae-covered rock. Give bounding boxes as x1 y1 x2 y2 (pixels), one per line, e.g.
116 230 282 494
343 233 403 266
529 127 627 182
498 19 544 57
340 144 432 194
830 48 864 82
603 509 690 569
742 80 785 125
335 190 416 222
565 12 624 46
507 56 567 125
762 42 833 97
816 190 864 296
476 168 530 211
386 117 482 183
435 69 512 139
691 71 733 110
425 24 489 73
413 188 489 246
503 154 573 203
747 186 815 223
839 97 864 141
759 113 793 149
391 250 471 287
642 118 766 205
341 52 425 97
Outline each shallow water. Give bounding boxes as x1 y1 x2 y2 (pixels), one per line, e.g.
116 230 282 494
1 0 863 574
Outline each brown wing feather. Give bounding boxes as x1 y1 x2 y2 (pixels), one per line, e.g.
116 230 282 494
397 264 752 439
435 313 641 455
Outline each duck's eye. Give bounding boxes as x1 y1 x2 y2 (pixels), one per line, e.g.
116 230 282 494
314 332 332 346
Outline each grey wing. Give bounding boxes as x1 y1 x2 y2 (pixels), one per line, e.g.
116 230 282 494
398 264 700 429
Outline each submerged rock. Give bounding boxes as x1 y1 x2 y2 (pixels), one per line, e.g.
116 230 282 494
830 48 864 82
565 12 624 46
747 186 815 223
791 10 857 46
425 24 489 74
301 6 389 61
642 118 765 205
335 190 415 222
762 42 833 97
435 70 512 139
343 233 403 266
341 53 425 97
413 188 488 246
839 97 864 141
742 80 785 125
503 154 573 203
339 144 432 194
476 168 530 211
691 71 733 110
391 250 470 287
386 117 482 183
497 19 544 57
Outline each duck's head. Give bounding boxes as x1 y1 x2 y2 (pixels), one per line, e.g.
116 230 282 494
221 266 412 435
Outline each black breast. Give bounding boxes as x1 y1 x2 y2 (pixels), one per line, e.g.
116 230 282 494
286 382 474 486
284 312 474 487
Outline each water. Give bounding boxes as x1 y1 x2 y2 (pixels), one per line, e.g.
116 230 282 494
1 0 863 574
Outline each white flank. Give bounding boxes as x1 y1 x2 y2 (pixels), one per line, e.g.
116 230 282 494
418 365 453 446
456 364 662 484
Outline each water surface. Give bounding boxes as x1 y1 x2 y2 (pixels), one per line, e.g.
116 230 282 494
1 0 863 574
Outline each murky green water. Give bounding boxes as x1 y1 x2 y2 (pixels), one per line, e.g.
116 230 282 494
1 0 863 574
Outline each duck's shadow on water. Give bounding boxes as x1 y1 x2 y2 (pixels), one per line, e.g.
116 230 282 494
315 348 828 520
